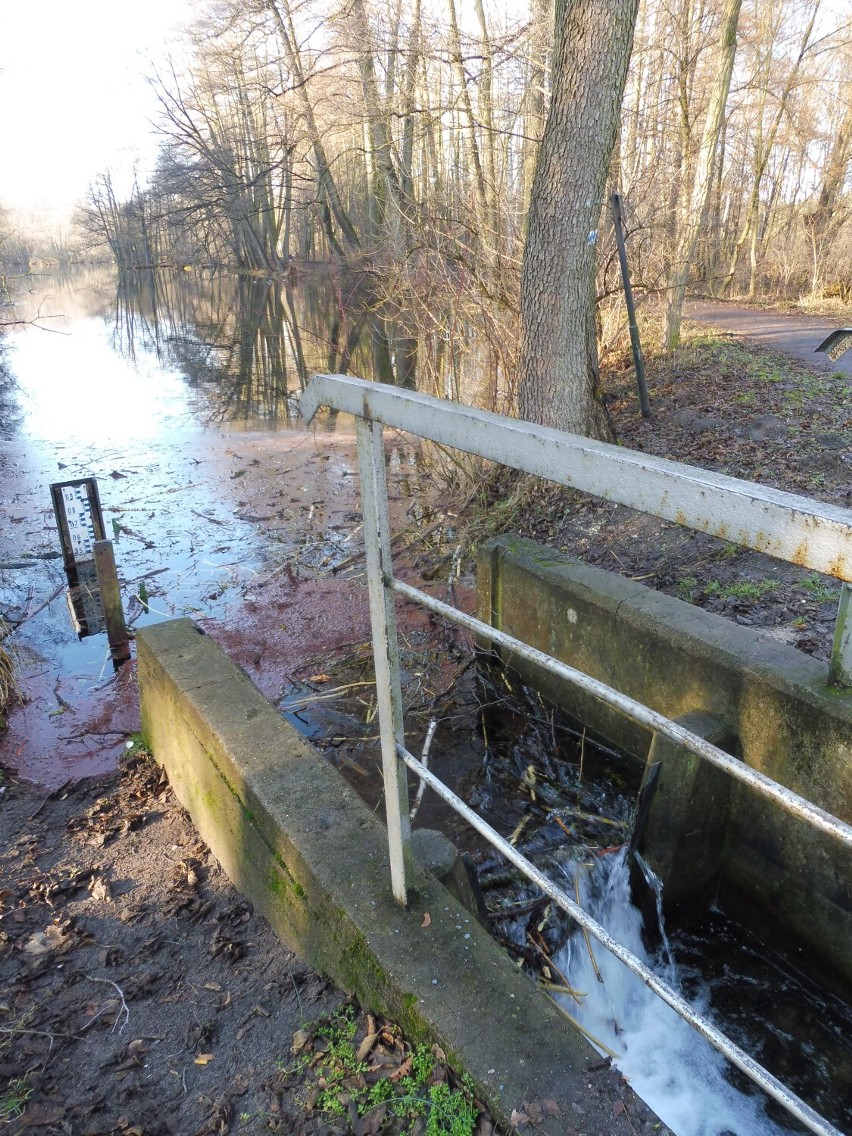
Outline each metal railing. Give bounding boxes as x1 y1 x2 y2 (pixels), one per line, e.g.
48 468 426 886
301 375 852 1136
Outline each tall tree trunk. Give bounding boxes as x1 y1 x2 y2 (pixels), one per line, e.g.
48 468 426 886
447 0 490 240
348 0 407 239
724 0 821 296
806 93 852 296
664 0 742 349
518 0 639 438
400 0 422 203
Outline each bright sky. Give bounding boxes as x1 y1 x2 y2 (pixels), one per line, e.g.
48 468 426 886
0 0 194 229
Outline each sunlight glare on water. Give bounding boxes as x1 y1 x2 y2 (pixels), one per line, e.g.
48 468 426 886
9 315 190 446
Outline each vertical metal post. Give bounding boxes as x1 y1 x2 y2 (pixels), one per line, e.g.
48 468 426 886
92 540 131 664
610 192 651 419
829 583 852 688
355 417 411 904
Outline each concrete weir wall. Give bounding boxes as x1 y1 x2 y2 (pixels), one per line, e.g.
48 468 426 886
136 618 656 1136
478 536 852 985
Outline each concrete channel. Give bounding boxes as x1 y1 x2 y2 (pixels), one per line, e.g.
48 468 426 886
478 535 852 987
137 536 852 1133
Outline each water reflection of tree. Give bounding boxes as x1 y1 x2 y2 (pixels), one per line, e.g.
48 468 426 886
111 271 296 422
108 268 421 425
0 346 21 439
0 269 25 437
298 271 418 390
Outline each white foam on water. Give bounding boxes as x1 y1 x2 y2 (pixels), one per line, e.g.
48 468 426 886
554 851 795 1136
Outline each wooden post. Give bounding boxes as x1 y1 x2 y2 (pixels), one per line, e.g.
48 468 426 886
93 540 131 664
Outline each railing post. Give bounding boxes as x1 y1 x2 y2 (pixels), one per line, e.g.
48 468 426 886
355 417 411 904
829 583 852 688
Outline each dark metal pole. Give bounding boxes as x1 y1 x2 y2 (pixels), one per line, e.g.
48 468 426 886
610 191 650 418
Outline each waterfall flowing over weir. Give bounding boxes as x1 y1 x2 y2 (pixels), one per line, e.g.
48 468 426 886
556 851 810 1136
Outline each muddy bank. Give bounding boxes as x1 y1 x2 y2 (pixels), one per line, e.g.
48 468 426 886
0 749 346 1135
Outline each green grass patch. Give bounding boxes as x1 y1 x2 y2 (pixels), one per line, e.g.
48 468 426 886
800 574 837 605
704 578 777 601
0 1076 32 1123
284 1004 481 1136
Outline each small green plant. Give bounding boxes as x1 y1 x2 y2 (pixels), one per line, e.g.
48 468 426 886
411 1045 436 1084
425 1081 478 1136
800 574 836 604
317 1003 358 1045
720 543 740 559
0 1077 32 1123
676 576 699 601
299 1007 480 1135
122 733 150 760
705 578 777 601
313 1005 365 1116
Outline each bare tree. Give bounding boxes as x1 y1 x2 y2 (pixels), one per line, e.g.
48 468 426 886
664 0 742 349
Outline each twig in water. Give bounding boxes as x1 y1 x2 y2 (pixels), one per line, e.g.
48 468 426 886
52 682 74 714
541 981 588 1000
409 718 438 821
85 975 130 1032
9 585 64 631
575 875 604 984
283 681 375 710
548 997 620 1060
527 936 583 1005
551 814 574 839
426 657 475 714
486 896 549 922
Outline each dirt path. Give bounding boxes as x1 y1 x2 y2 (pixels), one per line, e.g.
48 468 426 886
685 299 852 374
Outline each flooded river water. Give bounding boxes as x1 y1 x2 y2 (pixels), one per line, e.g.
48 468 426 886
0 268 423 786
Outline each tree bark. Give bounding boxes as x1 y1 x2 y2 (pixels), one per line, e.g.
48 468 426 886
518 0 639 438
723 0 821 297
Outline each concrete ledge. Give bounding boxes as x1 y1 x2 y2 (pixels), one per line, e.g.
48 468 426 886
136 618 662 1136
